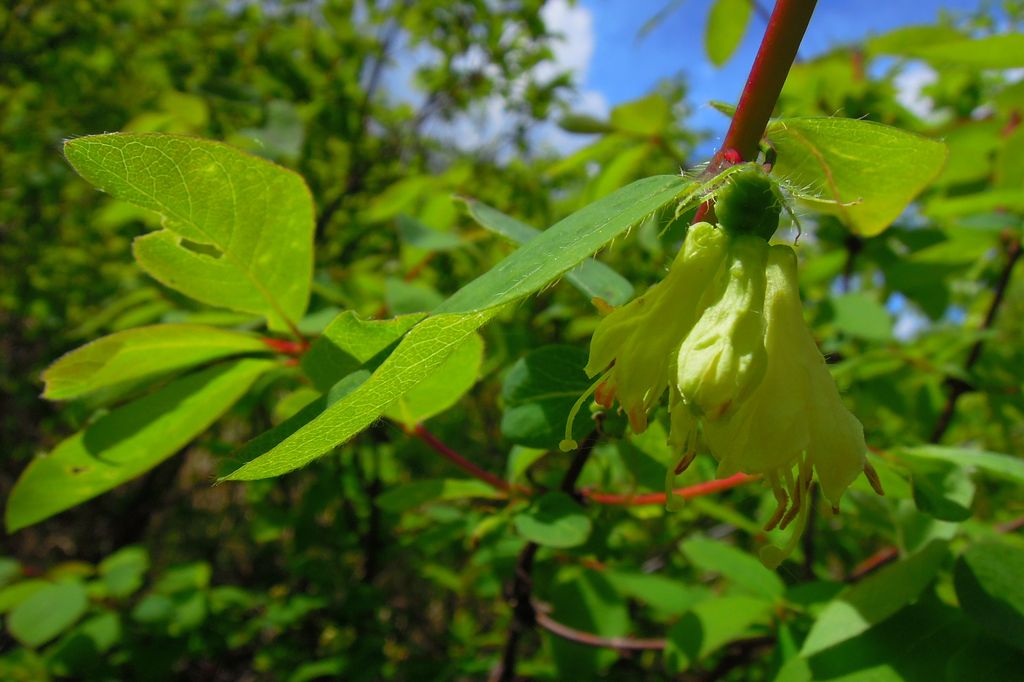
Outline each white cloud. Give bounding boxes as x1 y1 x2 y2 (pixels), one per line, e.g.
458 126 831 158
893 63 940 122
375 0 608 157
539 0 596 80
442 0 609 156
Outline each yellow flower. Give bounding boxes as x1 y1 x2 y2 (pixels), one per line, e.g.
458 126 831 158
571 194 883 568
676 234 769 419
581 221 728 433
698 244 882 566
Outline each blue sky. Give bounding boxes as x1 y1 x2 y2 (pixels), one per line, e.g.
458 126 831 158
576 0 985 143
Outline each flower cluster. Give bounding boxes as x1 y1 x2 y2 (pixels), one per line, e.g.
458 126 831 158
565 171 883 568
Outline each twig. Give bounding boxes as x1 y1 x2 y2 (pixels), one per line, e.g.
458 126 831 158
582 473 757 505
534 609 666 651
929 233 1021 443
490 430 600 682
406 423 513 493
408 423 757 505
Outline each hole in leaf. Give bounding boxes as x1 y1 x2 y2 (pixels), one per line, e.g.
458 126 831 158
180 239 223 259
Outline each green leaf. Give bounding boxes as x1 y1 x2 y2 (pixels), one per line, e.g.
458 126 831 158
610 95 672 137
800 540 948 656
98 546 149 599
0 581 49 614
500 345 592 449
0 559 21 588
227 370 370 475
892 445 1024 484
154 562 211 594
43 324 268 400
603 570 709 619
907 459 975 522
224 308 499 480
396 214 461 252
437 175 692 314
376 479 502 514
558 114 613 135
680 537 785 601
664 596 773 673
767 117 948 236
548 568 630 678
800 595 968 682
590 143 653 200
947 634 1024 681
301 312 425 392
459 197 635 306
705 0 752 67
7 581 89 647
227 176 691 480
865 25 967 57
924 189 1024 218
830 293 893 341
385 333 484 426
6 359 273 531
513 492 591 548
46 611 122 677
880 33 1024 69
385 278 444 315
63 133 314 331
954 541 1024 651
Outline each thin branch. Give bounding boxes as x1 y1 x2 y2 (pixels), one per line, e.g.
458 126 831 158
534 609 666 651
490 430 601 682
408 423 757 505
582 472 757 506
407 423 513 493
929 233 1021 443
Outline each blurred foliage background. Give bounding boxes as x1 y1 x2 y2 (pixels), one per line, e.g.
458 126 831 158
1 0 1023 680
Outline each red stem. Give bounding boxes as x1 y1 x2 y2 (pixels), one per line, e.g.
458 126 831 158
408 423 757 504
408 424 513 493
262 337 310 356
711 0 818 169
583 472 758 505
534 610 666 651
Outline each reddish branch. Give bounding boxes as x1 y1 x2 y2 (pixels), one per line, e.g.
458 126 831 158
582 472 758 505
695 0 817 225
407 424 513 493
261 337 310 356
534 609 667 651
711 0 817 169
408 423 758 504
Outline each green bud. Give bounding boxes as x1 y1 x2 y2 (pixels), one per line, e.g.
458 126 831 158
715 168 781 240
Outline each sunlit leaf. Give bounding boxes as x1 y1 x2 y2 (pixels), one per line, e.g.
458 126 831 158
43 324 268 400
705 0 753 67
460 197 634 305
64 134 314 331
767 117 948 236
6 359 273 531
